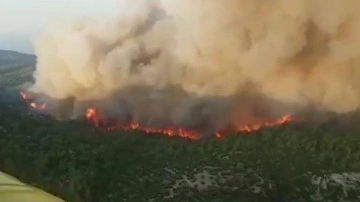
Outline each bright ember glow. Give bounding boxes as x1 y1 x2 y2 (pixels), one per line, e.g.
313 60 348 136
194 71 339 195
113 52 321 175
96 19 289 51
85 108 100 127
19 91 293 140
235 115 292 132
85 107 292 140
85 108 200 140
20 91 46 110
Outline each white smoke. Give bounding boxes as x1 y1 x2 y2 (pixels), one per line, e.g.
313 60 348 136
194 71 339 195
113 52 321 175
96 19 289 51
27 0 360 134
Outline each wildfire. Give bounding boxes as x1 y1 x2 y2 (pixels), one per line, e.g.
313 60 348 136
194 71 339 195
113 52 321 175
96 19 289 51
85 107 292 140
85 108 200 140
19 90 293 140
85 108 100 127
20 91 46 110
236 115 292 132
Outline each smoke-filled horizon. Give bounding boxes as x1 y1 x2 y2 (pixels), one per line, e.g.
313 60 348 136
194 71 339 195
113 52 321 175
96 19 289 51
26 0 360 136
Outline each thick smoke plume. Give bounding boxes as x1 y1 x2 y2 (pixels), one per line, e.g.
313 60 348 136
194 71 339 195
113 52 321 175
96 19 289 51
27 0 360 136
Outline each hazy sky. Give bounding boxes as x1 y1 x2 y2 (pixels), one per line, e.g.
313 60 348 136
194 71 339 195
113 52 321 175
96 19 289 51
0 0 120 53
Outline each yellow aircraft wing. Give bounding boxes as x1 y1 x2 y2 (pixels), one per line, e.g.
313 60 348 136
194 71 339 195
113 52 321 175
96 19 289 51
0 171 65 202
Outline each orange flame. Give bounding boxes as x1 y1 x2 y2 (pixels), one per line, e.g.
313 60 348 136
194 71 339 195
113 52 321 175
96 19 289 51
236 115 292 132
19 90 293 140
85 107 292 140
85 108 200 140
19 91 47 110
85 108 100 127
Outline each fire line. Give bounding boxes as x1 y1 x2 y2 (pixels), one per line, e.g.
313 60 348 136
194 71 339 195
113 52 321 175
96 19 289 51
20 91 293 140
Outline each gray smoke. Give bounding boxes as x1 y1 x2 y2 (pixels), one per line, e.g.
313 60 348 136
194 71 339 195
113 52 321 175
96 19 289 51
26 0 360 136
